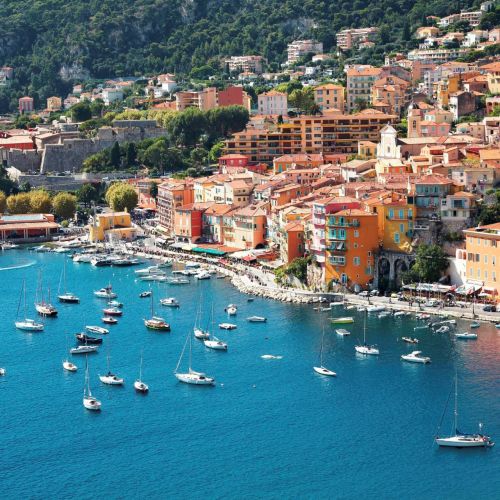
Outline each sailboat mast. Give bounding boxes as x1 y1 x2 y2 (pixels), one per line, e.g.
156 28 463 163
363 311 367 344
454 372 458 432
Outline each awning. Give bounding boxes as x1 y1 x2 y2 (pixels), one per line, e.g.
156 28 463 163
192 247 227 256
242 255 256 262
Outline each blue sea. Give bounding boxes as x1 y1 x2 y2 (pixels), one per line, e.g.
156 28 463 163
0 251 499 499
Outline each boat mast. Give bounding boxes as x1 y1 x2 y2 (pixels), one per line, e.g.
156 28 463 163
139 351 143 380
454 371 458 433
363 311 367 344
319 325 325 366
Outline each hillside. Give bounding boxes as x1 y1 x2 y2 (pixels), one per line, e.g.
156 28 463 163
0 0 479 111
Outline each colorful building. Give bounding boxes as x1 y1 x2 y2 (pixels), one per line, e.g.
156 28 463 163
89 212 135 242
282 221 305 264
463 222 500 301
258 90 288 116
157 180 194 235
325 209 378 289
314 84 345 112
18 96 34 114
0 214 58 241
346 65 383 112
229 203 268 249
174 203 211 243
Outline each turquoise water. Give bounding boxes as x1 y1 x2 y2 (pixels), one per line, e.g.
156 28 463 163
0 251 499 499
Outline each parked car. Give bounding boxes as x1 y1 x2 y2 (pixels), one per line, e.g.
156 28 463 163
483 304 497 312
370 290 379 296
358 291 369 297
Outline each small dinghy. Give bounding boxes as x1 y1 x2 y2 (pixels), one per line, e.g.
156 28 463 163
86 325 109 335
219 323 237 330
401 351 431 364
139 291 152 298
455 332 478 340
246 316 266 322
335 329 351 336
102 316 118 325
402 337 419 344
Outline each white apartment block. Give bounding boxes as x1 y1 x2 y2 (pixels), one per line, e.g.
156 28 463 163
287 40 323 65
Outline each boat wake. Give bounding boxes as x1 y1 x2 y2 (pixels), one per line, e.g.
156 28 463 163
0 260 37 272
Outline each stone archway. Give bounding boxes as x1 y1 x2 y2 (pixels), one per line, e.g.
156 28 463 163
374 251 415 290
394 259 408 288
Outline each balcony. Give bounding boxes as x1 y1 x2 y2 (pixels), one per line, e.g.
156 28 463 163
328 242 346 252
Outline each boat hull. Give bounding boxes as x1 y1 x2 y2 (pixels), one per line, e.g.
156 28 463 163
134 380 149 393
58 295 80 303
83 397 101 411
436 436 492 447
204 340 227 350
15 321 44 332
175 373 215 385
355 346 379 355
313 366 337 377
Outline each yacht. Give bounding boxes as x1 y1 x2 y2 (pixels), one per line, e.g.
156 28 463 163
455 332 478 339
134 266 164 276
330 317 354 324
57 260 80 303
86 325 109 335
134 352 149 393
102 316 118 325
174 332 215 386
219 323 237 330
102 307 122 316
401 351 431 364
70 345 98 355
63 360 78 372
436 374 494 448
15 318 44 332
83 357 101 411
195 270 211 280
99 372 124 385
144 316 170 331
204 338 228 350
94 286 117 299
355 312 379 356
139 291 152 298
0 367 6 376
246 316 267 322
160 297 180 307
226 304 237 315
366 305 385 313
313 327 337 377
76 333 102 345
335 329 351 336
194 327 210 340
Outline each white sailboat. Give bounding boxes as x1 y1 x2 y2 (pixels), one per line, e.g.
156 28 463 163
34 271 58 317
15 280 44 332
99 352 124 385
63 332 78 371
174 332 215 386
204 304 227 350
57 260 80 303
435 373 494 448
134 351 149 393
193 293 210 340
313 327 337 377
355 311 379 355
83 356 101 411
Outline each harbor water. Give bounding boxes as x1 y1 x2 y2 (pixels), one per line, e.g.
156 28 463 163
0 251 499 499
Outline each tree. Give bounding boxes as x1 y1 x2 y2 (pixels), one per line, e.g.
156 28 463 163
70 102 92 122
404 244 449 283
0 191 6 213
105 183 138 212
90 98 105 117
52 192 77 219
28 190 52 213
125 142 137 166
6 193 31 214
110 142 121 168
76 184 99 207
289 87 316 114
209 141 225 163
167 107 208 147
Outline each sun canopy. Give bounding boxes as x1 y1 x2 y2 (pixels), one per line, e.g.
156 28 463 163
192 247 226 256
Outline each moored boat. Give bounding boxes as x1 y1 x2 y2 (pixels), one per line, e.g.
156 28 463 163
83 356 101 411
94 285 117 299
402 337 419 344
330 317 354 324
455 332 478 339
63 360 78 372
219 323 237 330
246 316 267 322
401 350 430 363
102 316 118 325
335 329 351 336
102 307 122 316
86 325 109 335
70 345 98 354
76 333 103 344
174 332 215 386
160 297 180 307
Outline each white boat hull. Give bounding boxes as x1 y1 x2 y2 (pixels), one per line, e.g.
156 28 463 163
175 372 215 385
401 355 430 364
204 340 228 350
313 366 337 377
63 361 78 372
99 375 124 385
71 346 98 354
15 320 44 332
355 345 379 355
134 380 149 392
83 396 101 411
436 435 492 447
194 328 210 340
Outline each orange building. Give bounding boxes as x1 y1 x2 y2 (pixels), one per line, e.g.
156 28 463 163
463 222 500 301
282 220 305 264
226 202 268 249
325 209 378 290
157 179 194 235
314 84 345 112
174 203 212 243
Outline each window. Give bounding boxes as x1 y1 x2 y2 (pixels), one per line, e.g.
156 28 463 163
389 209 394 219
493 271 496 281
477 269 481 278
354 243 358 248
469 268 473 277
394 233 400 244
341 273 348 284
475 254 480 262
400 223 405 233
484 255 488 264
399 209 404 219
493 256 496 266
354 230 359 237
484 270 488 279
353 257 360 266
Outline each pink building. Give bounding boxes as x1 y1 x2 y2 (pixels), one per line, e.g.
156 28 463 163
18 96 34 114
218 86 251 110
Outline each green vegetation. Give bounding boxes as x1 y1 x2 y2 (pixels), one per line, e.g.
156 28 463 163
2 188 78 218
105 183 138 212
477 190 500 225
52 192 77 219
275 256 311 286
0 0 478 112
403 244 449 283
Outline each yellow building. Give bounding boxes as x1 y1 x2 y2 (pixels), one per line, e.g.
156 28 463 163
89 212 135 242
46 96 62 112
314 84 345 113
370 195 415 253
482 61 500 95
463 222 500 301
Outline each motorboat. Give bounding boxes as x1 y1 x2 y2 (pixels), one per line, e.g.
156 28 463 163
402 337 419 344
1 242 19 250
33 245 51 253
356 306 366 312
470 321 480 329
226 305 237 316
99 371 124 385
144 316 170 331
455 332 478 339
102 316 118 325
158 258 173 268
416 313 431 320
401 350 430 363
70 345 98 354
335 329 351 336
107 300 123 308
195 271 211 280
185 262 200 269
134 266 165 276
436 374 494 448
76 333 103 344
330 317 354 324
63 360 78 372
204 338 228 351
83 357 101 411
94 286 117 299
72 253 93 263
194 327 210 340
366 305 385 313
15 318 44 332
414 325 430 330
0 367 6 376
435 326 450 333
112 258 140 267
139 291 152 298
219 323 237 330
102 307 122 316
345 305 356 310
167 277 190 285
435 319 456 326
394 311 406 317
91 256 115 267
86 325 109 335
160 297 180 307
174 332 215 386
246 316 267 322
378 311 391 318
